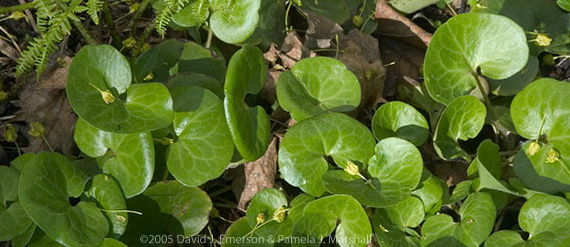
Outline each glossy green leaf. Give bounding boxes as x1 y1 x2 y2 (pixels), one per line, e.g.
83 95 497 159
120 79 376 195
167 86 234 186
245 189 288 237
421 192 495 247
385 196 425 229
84 174 128 238
513 143 570 193
27 229 65 247
470 140 523 196
75 118 154 198
373 208 420 247
279 113 375 196
11 224 36 247
277 57 361 121
434 96 486 161
303 195 372 247
485 194 570 247
134 39 185 83
412 170 445 215
19 152 107 247
246 0 286 49
291 213 331 247
559 0 570 11
489 56 538 96
102 238 128 247
221 218 272 247
299 0 350 24
67 45 174 133
0 167 33 240
372 101 429 146
511 79 570 163
388 0 439 14
447 180 473 205
424 12 528 104
210 0 261 44
327 137 423 207
177 42 227 84
224 45 270 161
172 0 209 27
167 73 223 98
143 181 212 237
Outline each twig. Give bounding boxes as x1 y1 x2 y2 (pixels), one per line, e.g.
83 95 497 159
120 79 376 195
19 0 39 33
374 0 432 47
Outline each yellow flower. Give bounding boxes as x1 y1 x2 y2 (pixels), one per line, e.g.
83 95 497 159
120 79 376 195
101 90 115 104
256 213 265 225
272 207 289 223
526 141 540 156
5 124 17 143
344 160 360 176
28 121 45 137
535 34 552 47
546 149 561 163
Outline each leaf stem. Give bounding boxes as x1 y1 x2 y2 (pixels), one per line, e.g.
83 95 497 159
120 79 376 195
72 19 98 45
285 0 293 31
99 208 143 215
14 141 21 156
472 72 498 122
102 0 122 49
205 25 213 49
42 135 54 152
129 0 151 36
0 2 36 15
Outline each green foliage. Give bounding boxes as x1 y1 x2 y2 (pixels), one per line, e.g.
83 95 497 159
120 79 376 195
371 101 429 146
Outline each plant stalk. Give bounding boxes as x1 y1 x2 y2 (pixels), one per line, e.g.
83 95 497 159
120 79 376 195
472 72 498 122
103 0 122 49
129 0 151 36
72 20 98 45
0 2 35 15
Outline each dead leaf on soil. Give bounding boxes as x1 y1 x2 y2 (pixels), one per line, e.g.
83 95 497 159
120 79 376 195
375 0 432 47
14 55 77 155
238 137 278 210
301 10 343 50
379 38 425 98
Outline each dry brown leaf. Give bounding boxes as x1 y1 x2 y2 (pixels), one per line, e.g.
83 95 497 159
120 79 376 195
302 10 343 50
238 137 278 210
375 0 432 47
15 55 77 155
379 38 425 97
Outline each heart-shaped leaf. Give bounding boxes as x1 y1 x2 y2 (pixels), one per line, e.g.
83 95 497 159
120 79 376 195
388 0 440 14
560 0 570 11
434 96 486 161
0 166 33 241
167 73 224 99
279 113 375 196
67 45 174 133
134 39 185 83
84 174 128 238
485 194 570 247
372 101 429 146
291 213 331 247
302 195 372 247
167 86 234 187
412 169 446 215
489 56 538 96
373 197 423 247
224 45 270 161
210 0 261 44
220 218 272 247
11 224 35 247
143 181 212 237
513 143 570 194
276 57 361 121
424 12 528 104
172 0 209 27
74 118 154 198
421 192 496 247
19 152 108 247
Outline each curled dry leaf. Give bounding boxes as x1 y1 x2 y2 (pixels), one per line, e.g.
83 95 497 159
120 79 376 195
375 0 433 47
238 137 278 210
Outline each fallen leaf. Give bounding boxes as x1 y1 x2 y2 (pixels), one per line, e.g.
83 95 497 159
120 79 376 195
238 137 278 210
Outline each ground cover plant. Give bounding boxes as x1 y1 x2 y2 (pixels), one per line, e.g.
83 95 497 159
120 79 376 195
2 0 570 246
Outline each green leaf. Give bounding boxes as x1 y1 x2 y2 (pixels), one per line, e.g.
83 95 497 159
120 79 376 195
412 169 446 215
447 180 473 204
303 195 372 247
67 45 174 133
276 57 361 121
468 140 501 179
489 55 538 96
246 0 286 49
134 39 185 83
103 238 128 247
373 208 420 247
12 224 36 247
177 42 227 84
0 167 28 241
291 213 331 247
434 96 486 161
485 194 570 246
424 12 528 104
210 0 261 44
74 118 154 198
372 101 429 146
84 174 128 238
299 0 350 24
27 229 65 247
19 152 108 247
172 0 209 27
278 113 375 196
221 218 272 247
167 86 234 186
167 73 224 99
388 0 440 14
224 45 270 161
245 188 289 238
326 137 423 207
143 181 212 237
559 0 570 11
384 196 425 229
421 192 496 247
513 143 570 193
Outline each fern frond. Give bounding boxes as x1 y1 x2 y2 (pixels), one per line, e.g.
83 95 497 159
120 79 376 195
87 0 103 24
154 0 190 37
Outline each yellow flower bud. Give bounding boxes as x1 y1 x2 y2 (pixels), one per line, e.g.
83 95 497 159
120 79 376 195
256 213 265 225
526 141 540 156
9 11 27 21
546 149 561 163
122 37 137 49
129 3 141 14
5 124 17 143
28 121 45 137
535 34 552 47
344 160 360 176
144 72 154 81
352 15 363 27
272 206 288 223
101 90 115 104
